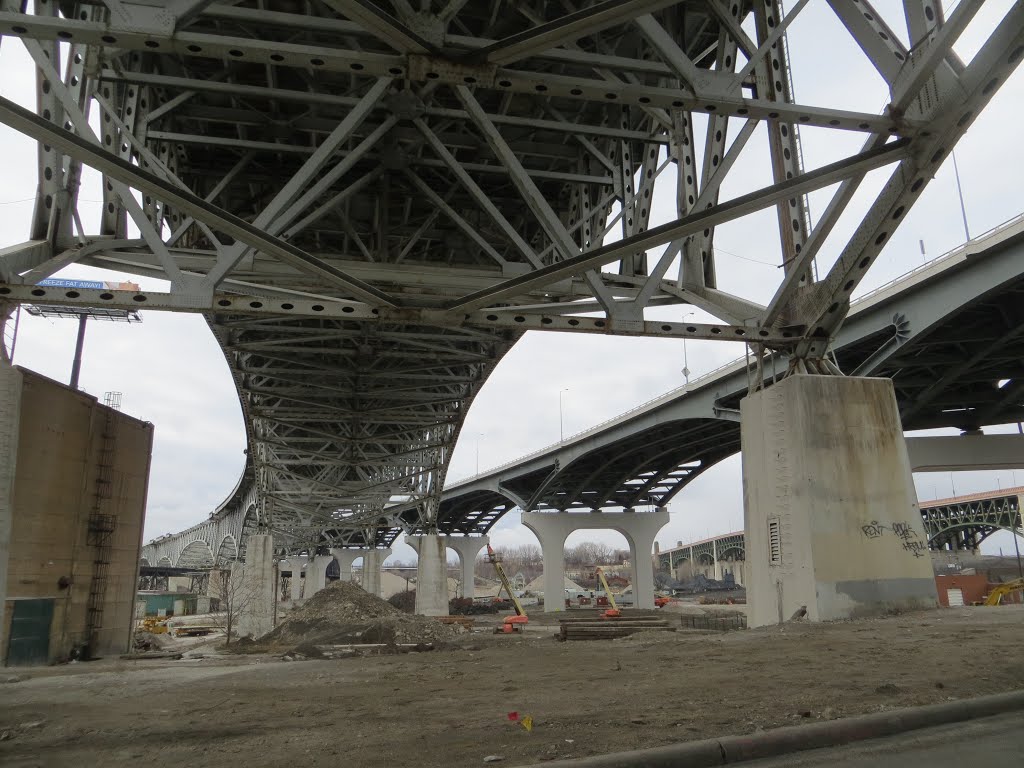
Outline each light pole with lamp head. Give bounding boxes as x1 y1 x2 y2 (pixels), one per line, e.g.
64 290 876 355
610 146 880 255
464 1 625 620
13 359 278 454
681 312 694 388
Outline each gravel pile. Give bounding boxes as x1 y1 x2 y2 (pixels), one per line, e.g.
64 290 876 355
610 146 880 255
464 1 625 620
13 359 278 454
258 581 464 650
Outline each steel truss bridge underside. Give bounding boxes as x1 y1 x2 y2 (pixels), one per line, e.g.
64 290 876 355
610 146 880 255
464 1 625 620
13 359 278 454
1 1 1022 557
437 219 1024 535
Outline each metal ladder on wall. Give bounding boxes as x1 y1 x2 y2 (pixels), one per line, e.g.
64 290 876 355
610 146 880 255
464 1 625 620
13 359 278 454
85 409 117 658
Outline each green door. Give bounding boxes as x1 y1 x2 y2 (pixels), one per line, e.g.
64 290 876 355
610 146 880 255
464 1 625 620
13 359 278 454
6 599 54 666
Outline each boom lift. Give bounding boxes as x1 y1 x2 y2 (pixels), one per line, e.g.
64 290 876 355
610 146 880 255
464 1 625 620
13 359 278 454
983 578 1024 606
486 545 528 634
595 567 621 618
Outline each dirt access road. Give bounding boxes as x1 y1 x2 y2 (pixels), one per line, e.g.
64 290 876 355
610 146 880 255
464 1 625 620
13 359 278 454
2 606 1023 768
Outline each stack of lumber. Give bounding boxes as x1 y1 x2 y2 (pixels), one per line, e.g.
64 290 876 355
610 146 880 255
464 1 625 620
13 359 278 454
557 613 674 641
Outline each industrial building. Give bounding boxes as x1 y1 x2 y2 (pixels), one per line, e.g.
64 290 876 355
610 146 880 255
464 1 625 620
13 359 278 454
1 366 153 665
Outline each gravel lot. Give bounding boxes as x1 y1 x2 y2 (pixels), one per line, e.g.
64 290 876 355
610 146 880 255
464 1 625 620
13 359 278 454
1 606 1022 768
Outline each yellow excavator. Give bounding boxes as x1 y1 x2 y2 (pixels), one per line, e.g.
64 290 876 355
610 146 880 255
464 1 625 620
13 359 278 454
983 578 1024 606
486 545 528 634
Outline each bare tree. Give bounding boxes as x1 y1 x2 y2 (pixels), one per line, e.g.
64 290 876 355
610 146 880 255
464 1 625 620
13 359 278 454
219 561 273 645
475 544 543 583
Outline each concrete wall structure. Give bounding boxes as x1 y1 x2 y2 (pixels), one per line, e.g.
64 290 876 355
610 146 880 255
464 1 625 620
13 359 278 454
360 548 391 598
230 534 276 639
407 534 449 616
445 535 489 599
742 375 938 628
0 362 21 642
1 367 154 664
522 508 668 612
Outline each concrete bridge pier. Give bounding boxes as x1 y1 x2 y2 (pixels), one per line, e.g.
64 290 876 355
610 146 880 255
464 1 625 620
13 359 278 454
330 548 361 582
305 554 334 596
360 548 391 598
445 535 489 599
522 508 670 613
742 375 938 628
284 555 309 601
405 534 449 616
229 533 276 639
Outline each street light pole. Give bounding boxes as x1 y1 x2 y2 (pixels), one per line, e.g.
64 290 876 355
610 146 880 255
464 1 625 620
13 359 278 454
681 312 694 387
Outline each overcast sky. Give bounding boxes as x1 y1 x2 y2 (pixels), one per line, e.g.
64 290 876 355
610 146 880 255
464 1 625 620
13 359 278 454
2 3 1023 564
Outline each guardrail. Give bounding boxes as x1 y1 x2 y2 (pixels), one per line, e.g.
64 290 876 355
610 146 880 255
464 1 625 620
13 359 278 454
852 210 1024 306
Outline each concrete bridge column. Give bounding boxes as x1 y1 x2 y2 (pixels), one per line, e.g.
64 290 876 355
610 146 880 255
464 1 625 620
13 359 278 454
406 534 449 616
712 540 722 581
360 548 391 598
230 533 276 639
305 555 334 596
520 513 568 613
742 375 938 628
330 548 361 582
523 508 669 612
625 508 670 610
445 535 489 599
285 555 309 601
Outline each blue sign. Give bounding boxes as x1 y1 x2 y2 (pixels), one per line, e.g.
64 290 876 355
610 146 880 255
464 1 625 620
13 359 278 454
38 278 105 290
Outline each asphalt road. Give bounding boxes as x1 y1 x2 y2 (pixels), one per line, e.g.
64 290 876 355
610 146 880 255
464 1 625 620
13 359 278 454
746 712 1024 767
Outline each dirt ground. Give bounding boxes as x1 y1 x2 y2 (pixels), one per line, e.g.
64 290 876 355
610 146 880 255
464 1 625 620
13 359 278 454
2 606 1023 768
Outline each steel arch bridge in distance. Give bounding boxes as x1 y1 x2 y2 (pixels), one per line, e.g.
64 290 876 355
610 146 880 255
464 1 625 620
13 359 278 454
1 0 1022 555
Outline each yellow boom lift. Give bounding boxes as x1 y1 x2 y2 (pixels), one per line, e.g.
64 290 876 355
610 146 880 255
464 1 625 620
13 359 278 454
984 578 1024 606
486 545 528 633
595 567 621 618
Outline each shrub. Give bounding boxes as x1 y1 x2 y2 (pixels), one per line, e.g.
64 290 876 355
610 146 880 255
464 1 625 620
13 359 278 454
388 589 416 613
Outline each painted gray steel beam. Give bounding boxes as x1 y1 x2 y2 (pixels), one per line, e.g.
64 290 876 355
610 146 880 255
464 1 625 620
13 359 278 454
0 92 398 308
467 0 682 66
447 138 912 314
320 0 437 54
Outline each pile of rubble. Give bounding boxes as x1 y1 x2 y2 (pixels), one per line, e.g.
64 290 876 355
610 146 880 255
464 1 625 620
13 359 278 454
258 581 465 652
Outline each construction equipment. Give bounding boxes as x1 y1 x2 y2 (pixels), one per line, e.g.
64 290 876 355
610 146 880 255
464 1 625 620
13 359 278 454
983 578 1024 606
594 567 620 618
485 545 528 634
654 596 673 608
138 616 169 634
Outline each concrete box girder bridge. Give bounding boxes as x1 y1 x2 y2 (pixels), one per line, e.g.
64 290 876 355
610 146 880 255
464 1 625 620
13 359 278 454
435 216 1024 534
1 1 1022 620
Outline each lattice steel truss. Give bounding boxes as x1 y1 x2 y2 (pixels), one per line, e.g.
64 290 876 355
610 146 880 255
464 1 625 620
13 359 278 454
0 1 1021 550
921 491 1024 551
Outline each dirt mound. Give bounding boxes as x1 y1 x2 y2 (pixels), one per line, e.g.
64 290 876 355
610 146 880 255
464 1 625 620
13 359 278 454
258 580 463 649
296 579 401 622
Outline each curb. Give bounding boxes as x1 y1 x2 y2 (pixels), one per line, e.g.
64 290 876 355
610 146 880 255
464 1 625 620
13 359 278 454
527 690 1024 768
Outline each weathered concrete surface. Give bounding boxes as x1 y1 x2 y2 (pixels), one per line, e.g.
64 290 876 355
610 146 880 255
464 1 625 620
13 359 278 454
522 508 668 612
407 534 449 616
2 368 153 664
330 547 361 582
360 548 391 598
305 555 334 596
906 433 1024 472
445 535 488 599
742 375 937 628
230 534 276 639
0 361 21 649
